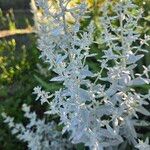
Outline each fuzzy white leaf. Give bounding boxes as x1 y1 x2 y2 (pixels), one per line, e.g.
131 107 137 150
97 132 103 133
50 76 65 81
129 77 150 86
127 54 144 64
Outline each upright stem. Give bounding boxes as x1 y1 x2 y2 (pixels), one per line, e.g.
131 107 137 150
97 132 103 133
119 7 126 68
59 0 67 34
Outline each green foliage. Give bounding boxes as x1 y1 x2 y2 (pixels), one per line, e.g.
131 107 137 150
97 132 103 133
0 39 26 83
0 8 32 30
0 36 41 149
34 75 62 92
0 9 16 30
0 9 56 149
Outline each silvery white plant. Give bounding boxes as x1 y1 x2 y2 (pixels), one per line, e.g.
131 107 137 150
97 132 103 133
2 0 150 149
34 0 150 149
135 137 150 150
2 104 73 150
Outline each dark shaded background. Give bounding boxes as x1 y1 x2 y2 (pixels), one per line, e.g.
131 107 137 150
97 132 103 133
0 0 30 10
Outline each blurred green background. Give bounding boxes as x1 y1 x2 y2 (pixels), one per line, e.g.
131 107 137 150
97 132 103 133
0 0 149 150
0 0 46 149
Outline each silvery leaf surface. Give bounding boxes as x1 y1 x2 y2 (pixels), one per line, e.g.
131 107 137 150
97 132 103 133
126 54 144 64
80 65 94 78
50 76 65 82
128 77 150 86
136 106 150 116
